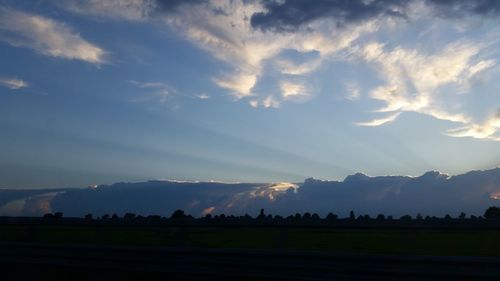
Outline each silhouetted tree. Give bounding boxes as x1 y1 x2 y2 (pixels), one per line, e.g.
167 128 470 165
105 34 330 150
257 209 266 219
43 213 53 219
459 212 466 220
416 213 423 220
484 206 500 219
84 213 93 220
303 212 312 220
444 214 452 220
311 213 320 220
376 214 385 221
111 213 119 219
101 214 110 220
170 210 186 219
400 215 412 220
124 213 136 220
326 213 338 221
349 210 355 220
54 212 63 219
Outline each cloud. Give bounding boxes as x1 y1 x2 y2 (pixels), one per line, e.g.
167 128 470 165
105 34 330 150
344 82 361 101
128 80 174 104
61 0 158 21
0 77 29 90
0 6 107 64
250 0 500 32
261 96 281 108
251 0 408 32
357 112 401 126
213 73 257 99
162 1 378 107
196 93 210 99
56 0 377 108
60 0 209 22
355 39 498 139
447 110 500 141
49 0 500 139
128 80 165 89
280 81 313 102
8 167 500 217
426 0 500 18
275 58 322 75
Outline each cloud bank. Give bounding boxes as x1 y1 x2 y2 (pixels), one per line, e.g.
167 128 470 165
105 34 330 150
2 168 499 218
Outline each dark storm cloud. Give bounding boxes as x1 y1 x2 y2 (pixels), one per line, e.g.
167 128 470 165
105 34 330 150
154 0 206 13
250 0 500 32
426 0 500 18
250 0 411 32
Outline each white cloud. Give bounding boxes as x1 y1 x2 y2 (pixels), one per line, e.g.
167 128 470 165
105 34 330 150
280 81 313 103
447 111 500 141
129 80 174 104
0 6 106 64
262 96 280 108
357 112 401 126
196 93 210 99
355 38 499 139
468 60 496 78
249 100 259 108
128 80 165 89
0 77 29 90
213 73 257 99
344 82 361 101
275 58 322 75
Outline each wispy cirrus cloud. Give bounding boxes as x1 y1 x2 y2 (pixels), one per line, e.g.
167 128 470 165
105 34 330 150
344 82 361 101
0 6 107 64
60 0 158 21
354 37 498 139
128 80 174 104
357 112 401 127
213 72 257 100
196 93 210 100
447 110 500 141
0 76 29 90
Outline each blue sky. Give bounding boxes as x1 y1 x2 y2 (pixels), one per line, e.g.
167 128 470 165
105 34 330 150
1 0 500 188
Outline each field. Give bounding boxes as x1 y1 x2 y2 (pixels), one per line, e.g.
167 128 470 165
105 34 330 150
2 224 500 257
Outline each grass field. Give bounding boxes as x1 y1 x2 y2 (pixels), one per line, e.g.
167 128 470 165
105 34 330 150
2 225 500 257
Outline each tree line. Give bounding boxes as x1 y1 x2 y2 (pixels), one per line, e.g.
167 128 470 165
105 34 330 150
41 206 500 223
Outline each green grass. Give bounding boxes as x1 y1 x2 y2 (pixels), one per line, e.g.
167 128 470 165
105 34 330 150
2 225 500 256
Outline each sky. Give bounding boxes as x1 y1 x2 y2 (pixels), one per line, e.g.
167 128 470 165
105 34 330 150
1 0 500 188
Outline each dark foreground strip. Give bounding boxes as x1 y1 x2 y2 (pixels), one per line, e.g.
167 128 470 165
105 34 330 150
1 242 500 281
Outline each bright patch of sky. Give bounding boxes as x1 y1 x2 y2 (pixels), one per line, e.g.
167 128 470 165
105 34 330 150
0 0 499 188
